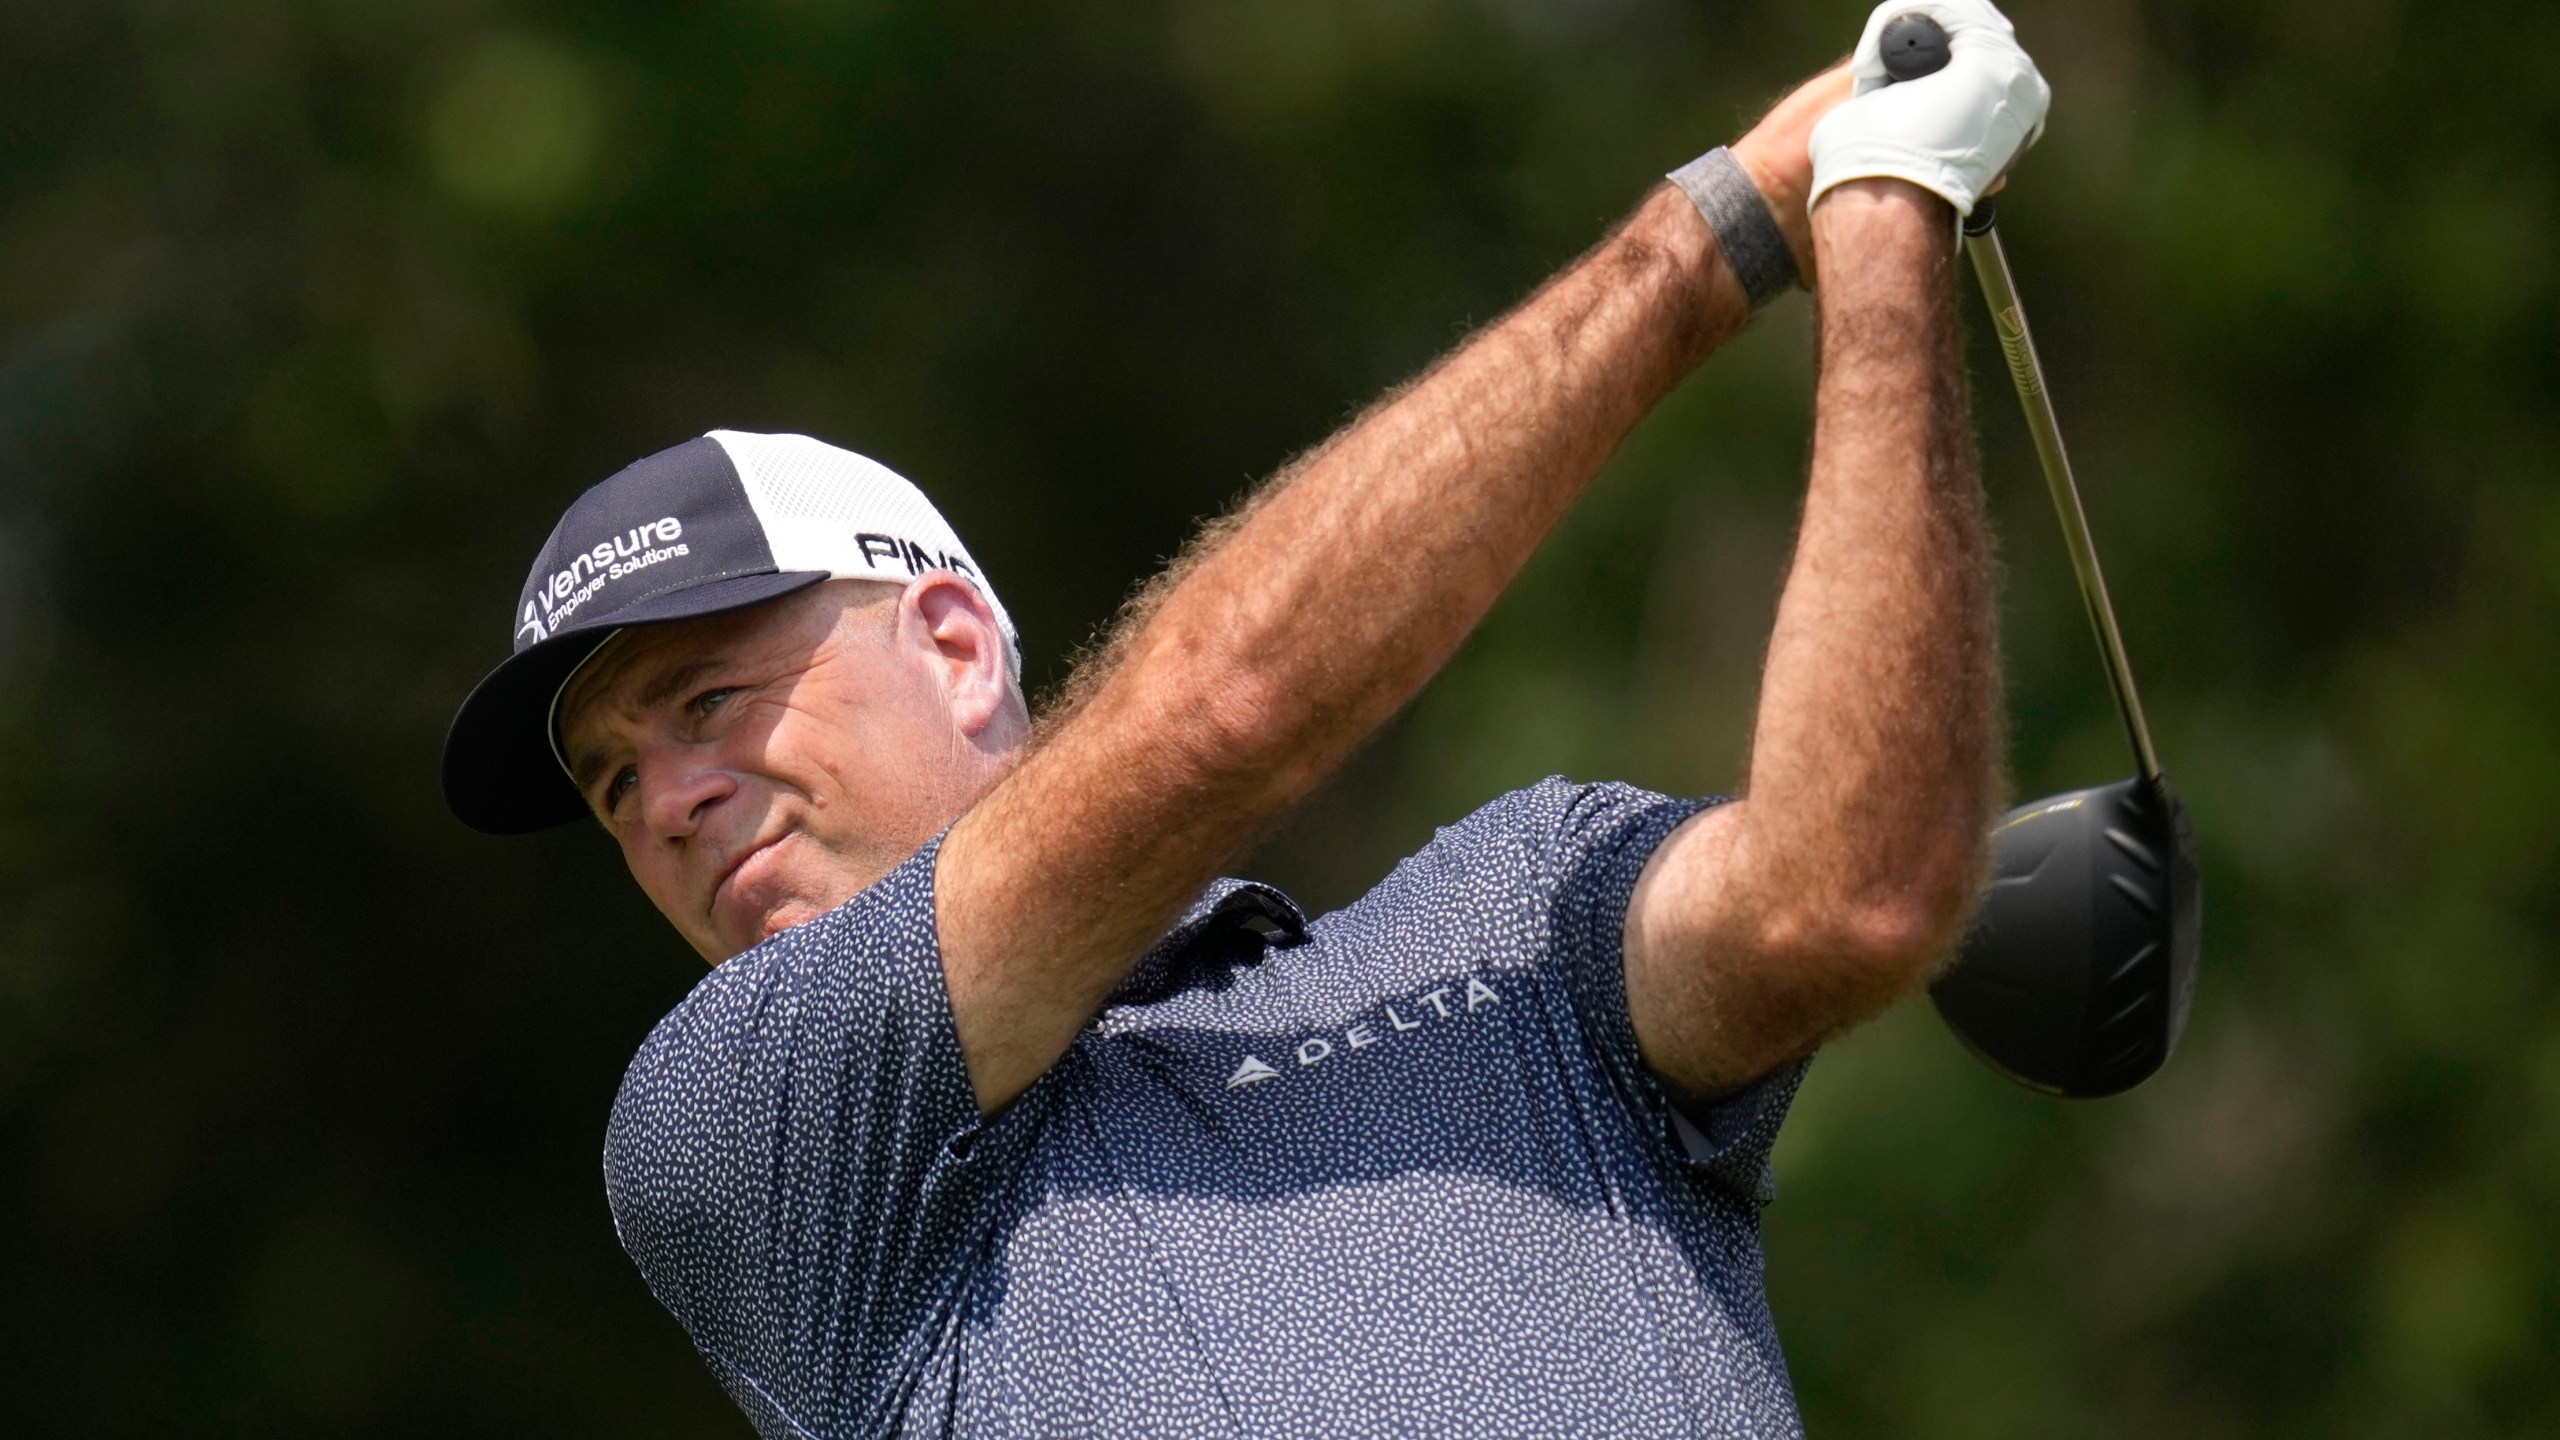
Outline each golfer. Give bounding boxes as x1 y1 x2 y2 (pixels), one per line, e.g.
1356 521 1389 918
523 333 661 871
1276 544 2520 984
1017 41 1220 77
442 5 2045 1435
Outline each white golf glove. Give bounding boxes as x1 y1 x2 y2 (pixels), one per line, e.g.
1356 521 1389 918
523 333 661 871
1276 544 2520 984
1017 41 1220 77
1808 0 2051 217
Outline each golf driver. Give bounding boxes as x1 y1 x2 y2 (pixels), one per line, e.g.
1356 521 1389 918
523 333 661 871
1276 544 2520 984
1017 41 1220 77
1878 13 2202 1098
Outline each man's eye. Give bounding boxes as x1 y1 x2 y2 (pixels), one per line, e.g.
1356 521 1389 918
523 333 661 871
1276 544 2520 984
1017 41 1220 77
605 766 639 810
689 687 735 718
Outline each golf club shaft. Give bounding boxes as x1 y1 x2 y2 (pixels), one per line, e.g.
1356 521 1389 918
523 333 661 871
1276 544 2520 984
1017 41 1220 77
1961 210 2162 783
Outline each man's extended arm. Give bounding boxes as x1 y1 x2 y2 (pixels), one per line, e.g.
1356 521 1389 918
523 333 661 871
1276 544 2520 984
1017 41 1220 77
937 77 1850 1112
1622 178 2001 1100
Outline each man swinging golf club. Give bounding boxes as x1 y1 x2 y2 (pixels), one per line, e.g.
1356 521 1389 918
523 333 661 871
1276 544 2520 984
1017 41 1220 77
441 4 2047 1435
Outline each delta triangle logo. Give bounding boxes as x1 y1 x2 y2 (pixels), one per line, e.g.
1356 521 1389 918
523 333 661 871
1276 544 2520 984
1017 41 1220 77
1225 1055 1280 1090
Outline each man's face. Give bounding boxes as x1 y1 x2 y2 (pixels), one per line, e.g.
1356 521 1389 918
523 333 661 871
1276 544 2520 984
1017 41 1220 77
558 579 1013 962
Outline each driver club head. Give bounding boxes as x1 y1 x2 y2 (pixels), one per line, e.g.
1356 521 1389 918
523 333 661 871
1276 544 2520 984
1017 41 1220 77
1930 775 2202 1097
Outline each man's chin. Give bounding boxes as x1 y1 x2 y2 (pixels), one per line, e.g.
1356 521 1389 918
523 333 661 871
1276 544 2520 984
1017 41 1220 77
702 835 888 956
756 901 828 942
707 894 829 958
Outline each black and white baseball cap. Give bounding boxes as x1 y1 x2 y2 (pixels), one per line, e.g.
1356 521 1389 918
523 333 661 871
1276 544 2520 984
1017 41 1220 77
441 430 1019 835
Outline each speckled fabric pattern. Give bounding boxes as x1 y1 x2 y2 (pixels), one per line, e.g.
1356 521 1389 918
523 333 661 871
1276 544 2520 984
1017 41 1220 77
605 778 1811 1439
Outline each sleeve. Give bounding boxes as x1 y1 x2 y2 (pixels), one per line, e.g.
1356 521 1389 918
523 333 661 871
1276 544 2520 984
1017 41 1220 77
599 836 1033 1436
1527 778 1810 1205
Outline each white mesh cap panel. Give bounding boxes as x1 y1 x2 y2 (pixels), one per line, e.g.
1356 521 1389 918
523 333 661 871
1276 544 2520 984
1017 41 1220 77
706 430 1020 675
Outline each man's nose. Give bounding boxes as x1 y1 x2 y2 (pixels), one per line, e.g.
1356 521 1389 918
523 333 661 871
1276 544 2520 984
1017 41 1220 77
638 748 739 841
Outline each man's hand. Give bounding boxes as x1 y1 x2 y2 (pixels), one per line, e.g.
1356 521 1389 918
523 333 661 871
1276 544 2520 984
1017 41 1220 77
1810 0 2050 218
1730 64 1854 285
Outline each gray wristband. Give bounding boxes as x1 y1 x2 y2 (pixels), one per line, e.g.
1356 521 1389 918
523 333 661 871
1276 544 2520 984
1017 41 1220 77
1667 147 1798 309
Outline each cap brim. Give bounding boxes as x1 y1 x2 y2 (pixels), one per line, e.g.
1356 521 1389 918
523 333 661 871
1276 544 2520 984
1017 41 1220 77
440 570 831 834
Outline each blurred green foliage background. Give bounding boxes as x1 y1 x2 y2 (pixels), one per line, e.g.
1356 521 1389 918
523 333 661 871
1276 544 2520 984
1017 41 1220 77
2 0 2554 1434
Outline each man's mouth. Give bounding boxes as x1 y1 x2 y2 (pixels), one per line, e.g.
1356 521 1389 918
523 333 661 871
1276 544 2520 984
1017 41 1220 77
708 829 790 918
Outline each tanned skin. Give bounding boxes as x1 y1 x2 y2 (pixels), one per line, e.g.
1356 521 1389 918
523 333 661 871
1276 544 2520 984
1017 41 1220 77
563 63 2002 1116
562 579 1027 963
1623 180 1998 1100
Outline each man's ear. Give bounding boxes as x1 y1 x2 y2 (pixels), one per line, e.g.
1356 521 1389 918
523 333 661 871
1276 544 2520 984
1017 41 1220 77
903 573 1018 738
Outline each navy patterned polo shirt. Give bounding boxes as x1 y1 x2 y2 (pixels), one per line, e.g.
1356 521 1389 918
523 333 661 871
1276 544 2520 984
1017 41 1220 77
604 778 1811 1439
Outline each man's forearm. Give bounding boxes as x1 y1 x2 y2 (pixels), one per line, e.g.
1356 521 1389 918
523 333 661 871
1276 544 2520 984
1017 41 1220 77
941 181 1765 1109
1623 179 2002 1097
1084 181 1743 798
1749 183 1999 946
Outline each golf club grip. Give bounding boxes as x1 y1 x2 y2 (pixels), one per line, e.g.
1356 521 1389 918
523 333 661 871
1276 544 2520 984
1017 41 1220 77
1878 15 2000 238
1878 14 1953 83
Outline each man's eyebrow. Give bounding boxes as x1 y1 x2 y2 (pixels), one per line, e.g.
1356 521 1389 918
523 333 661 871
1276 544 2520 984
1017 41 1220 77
635 656 725 712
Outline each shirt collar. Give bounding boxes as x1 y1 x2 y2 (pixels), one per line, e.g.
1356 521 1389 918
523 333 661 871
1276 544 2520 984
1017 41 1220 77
1107 878 1309 1006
